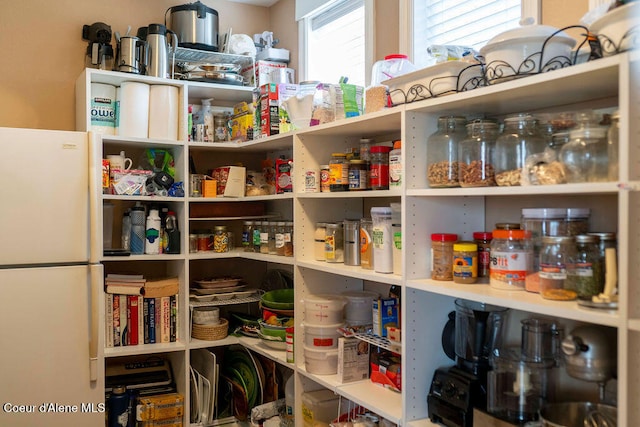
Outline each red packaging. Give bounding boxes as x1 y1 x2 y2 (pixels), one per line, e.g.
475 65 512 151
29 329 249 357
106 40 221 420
275 158 293 193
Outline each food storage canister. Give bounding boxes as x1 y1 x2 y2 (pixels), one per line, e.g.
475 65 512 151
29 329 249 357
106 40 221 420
565 208 590 236
371 207 393 273
314 222 327 261
566 234 604 299
329 153 349 191
325 222 344 263
303 294 346 324
453 242 478 284
343 219 361 266
342 290 379 324
559 113 609 183
431 233 458 281
213 225 229 253
301 322 344 349
304 345 339 374
360 218 374 270
473 232 493 278
427 116 467 188
458 120 499 187
587 232 616 289
490 229 533 290
538 236 576 299
369 145 392 190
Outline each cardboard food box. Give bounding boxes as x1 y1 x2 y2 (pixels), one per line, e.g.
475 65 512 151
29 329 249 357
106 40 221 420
275 158 293 193
209 166 246 197
254 83 298 139
241 59 288 88
372 297 399 337
337 337 370 384
136 392 184 421
230 102 253 142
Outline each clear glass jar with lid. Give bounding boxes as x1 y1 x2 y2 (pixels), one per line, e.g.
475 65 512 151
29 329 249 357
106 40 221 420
587 231 617 286
493 113 547 186
213 225 229 253
538 236 576 299
566 234 604 299
559 113 610 182
458 119 499 187
565 208 590 236
325 222 344 263
427 116 468 188
608 110 619 181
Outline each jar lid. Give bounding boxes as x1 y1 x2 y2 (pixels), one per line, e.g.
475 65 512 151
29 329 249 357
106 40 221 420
431 233 458 242
495 222 521 230
521 208 567 219
370 145 392 153
326 222 343 228
587 232 617 241
214 225 227 231
331 152 347 157
566 208 590 219
393 140 402 149
575 234 599 243
569 126 608 140
360 138 375 143
454 242 478 251
320 164 330 168
371 207 393 214
541 235 575 243
473 231 493 240
350 159 367 164
316 222 327 227
384 53 409 60
492 229 532 239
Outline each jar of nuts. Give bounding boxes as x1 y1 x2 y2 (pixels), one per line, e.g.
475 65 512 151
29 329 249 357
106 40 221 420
493 114 547 187
458 120 499 187
427 116 467 188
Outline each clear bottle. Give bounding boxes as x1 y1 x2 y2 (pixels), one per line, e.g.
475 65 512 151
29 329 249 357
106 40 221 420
489 229 533 290
275 221 286 256
458 120 499 187
430 233 458 281
566 235 604 299
325 222 344 263
145 208 161 255
214 115 228 142
538 236 576 299
202 98 214 143
427 116 467 188
359 138 374 162
493 114 547 186
242 221 253 252
284 221 294 257
213 225 229 253
260 221 270 254
608 111 619 181
329 153 349 191
164 210 180 254
559 113 609 183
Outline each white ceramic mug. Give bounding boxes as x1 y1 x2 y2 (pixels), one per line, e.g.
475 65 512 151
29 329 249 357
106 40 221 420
106 151 132 172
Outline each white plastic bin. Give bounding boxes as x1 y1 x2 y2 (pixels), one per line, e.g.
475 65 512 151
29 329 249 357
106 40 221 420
302 322 344 349
341 290 379 324
303 294 346 324
304 345 339 375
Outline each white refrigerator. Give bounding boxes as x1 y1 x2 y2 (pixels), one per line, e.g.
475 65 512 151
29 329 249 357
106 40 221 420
0 127 104 426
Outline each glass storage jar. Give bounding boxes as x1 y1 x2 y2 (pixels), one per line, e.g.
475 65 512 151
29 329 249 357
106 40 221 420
275 221 286 256
566 234 604 299
559 114 609 183
608 111 619 181
284 221 294 257
458 120 499 187
213 225 229 253
260 221 270 254
538 236 576 299
473 231 493 278
369 145 392 190
426 116 467 188
490 229 533 291
493 114 547 186
325 222 344 263
431 233 458 281
329 152 349 191
565 208 590 236
587 232 617 287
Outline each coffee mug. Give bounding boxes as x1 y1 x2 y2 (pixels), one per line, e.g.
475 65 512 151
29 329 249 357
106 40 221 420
106 151 132 172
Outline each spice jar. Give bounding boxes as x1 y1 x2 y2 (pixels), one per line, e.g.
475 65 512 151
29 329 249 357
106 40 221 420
608 111 619 181
329 153 349 191
242 221 253 252
493 114 547 186
275 221 286 256
559 113 609 183
284 221 294 257
325 223 344 263
458 120 499 187
369 145 392 190
260 221 270 254
197 229 212 252
314 222 327 261
360 218 374 270
566 235 604 299
453 242 478 284
213 225 229 253
565 208 590 236
348 159 369 191
431 233 458 281
538 236 576 300
427 116 467 188
490 229 533 290
360 138 374 162
473 232 493 278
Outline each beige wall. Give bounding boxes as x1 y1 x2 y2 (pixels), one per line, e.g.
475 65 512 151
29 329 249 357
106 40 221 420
0 0 588 131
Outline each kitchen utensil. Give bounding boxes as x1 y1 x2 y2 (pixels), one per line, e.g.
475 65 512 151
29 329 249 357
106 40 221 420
145 23 178 78
106 151 132 173
260 288 294 310
115 35 147 74
166 1 219 52
538 402 616 427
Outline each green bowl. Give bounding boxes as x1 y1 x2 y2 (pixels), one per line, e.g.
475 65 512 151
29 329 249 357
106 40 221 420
260 288 295 310
258 319 288 340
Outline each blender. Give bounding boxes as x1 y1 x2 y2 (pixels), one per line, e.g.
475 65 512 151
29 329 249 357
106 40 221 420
428 299 509 427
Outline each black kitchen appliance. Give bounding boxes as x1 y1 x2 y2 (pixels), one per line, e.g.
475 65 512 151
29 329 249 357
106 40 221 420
428 299 508 427
82 22 114 70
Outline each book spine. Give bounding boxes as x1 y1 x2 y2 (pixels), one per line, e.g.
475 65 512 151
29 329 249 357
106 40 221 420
138 295 144 346
105 294 114 348
143 298 150 344
128 295 139 346
170 294 177 343
160 296 171 344
149 298 156 344
120 294 128 346
113 294 121 347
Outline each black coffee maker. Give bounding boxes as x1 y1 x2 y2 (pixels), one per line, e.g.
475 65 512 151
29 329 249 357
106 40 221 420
428 299 509 427
83 22 114 70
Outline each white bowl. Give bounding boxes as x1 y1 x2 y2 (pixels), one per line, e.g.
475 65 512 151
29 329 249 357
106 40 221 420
480 21 576 83
590 2 639 56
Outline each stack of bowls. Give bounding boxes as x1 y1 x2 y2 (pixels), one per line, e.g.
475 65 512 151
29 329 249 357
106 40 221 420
302 294 346 375
258 289 295 350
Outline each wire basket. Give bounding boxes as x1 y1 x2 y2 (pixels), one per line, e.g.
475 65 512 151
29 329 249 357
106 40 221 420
191 318 229 341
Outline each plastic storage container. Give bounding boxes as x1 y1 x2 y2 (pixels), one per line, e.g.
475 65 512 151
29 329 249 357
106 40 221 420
490 229 533 290
371 54 418 86
452 242 478 284
303 346 339 375
342 290 379 324
371 207 394 273
431 233 458 281
304 294 346 324
302 322 344 348
301 389 340 427
427 116 467 188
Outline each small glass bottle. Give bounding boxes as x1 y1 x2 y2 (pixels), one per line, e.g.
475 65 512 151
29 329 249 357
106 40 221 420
427 116 467 188
458 120 499 187
213 225 229 253
242 221 253 252
431 233 458 281
360 138 374 162
325 223 344 263
608 111 619 181
329 153 349 191
559 113 609 183
490 229 533 290
369 145 392 190
284 221 294 257
587 232 617 287
314 222 327 261
566 234 604 299
268 221 278 254
275 221 286 256
189 233 198 253
453 242 478 284
538 236 576 299
260 221 270 254
473 232 493 278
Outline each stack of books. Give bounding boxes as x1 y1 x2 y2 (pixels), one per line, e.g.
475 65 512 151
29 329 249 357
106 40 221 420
104 274 180 348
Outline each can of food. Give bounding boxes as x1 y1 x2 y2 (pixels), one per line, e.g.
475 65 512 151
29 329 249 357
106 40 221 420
304 169 319 192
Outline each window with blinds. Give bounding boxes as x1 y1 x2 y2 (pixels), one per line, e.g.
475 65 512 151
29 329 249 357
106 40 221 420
305 0 366 86
413 0 522 68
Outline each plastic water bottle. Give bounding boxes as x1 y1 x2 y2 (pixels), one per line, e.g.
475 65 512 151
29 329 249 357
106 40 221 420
145 208 161 254
129 204 146 255
121 210 131 251
165 211 180 254
284 374 295 422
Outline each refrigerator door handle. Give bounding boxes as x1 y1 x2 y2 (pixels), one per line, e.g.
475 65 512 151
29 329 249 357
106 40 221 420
89 263 103 383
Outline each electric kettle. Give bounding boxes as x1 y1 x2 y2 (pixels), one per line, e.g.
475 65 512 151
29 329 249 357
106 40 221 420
144 23 178 79
115 36 147 74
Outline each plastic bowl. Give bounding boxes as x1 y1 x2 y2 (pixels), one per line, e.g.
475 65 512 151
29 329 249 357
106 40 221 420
258 319 288 340
261 288 295 310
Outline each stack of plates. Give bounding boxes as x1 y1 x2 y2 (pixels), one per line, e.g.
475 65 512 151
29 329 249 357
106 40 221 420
190 276 258 302
175 63 245 85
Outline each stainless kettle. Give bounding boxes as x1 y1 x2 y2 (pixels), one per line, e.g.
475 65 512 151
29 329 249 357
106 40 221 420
145 23 178 79
115 36 147 74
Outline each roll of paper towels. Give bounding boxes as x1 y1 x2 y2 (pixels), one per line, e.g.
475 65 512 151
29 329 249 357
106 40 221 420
90 83 116 135
148 85 179 140
117 81 150 138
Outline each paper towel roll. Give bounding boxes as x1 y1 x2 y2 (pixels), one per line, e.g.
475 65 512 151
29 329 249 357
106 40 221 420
148 85 179 140
90 83 116 135
117 81 150 138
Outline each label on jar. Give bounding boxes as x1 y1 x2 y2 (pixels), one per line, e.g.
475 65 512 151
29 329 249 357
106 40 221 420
348 168 368 190
478 247 491 277
360 227 373 268
389 153 401 187
329 163 344 186
325 235 336 260
370 163 389 189
453 255 477 278
490 250 529 286
304 169 319 192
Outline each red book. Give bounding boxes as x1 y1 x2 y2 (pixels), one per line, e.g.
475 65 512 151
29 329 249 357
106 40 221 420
128 295 139 345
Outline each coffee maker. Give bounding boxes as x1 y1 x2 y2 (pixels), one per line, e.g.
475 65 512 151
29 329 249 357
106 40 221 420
82 22 114 70
428 299 508 427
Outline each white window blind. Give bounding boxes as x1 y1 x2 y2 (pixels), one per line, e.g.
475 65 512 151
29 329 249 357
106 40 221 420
305 0 366 86
413 0 522 68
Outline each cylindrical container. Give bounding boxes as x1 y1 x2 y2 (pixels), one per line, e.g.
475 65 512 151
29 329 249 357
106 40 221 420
284 222 294 257
493 114 547 186
164 210 180 254
559 118 609 182
145 208 161 254
325 223 344 263
305 169 319 193
314 222 327 261
453 242 478 284
608 111 619 181
343 219 361 266
260 221 270 254
275 221 286 256
473 231 493 278
214 115 228 142
302 322 344 348
348 160 369 191
566 234 604 299
320 165 331 192
190 174 204 197
286 327 294 363
107 385 131 427
189 233 198 253
521 318 562 363
242 221 253 252
369 145 392 190
360 138 374 162
304 294 346 324
268 222 278 254
389 140 402 188
371 207 393 273
565 208 590 236
130 205 146 255
148 85 179 140
427 116 467 188
360 218 374 270
431 233 458 281
538 236 576 298
458 120 499 187
329 153 349 191
304 346 339 375
342 290 379 325
252 222 262 253
117 81 150 138
192 306 220 325
213 225 229 253
90 83 117 135
490 229 533 290
196 230 210 252
121 210 131 251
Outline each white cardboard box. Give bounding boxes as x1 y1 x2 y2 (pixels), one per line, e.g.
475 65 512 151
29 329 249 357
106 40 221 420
337 337 369 384
210 166 246 197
